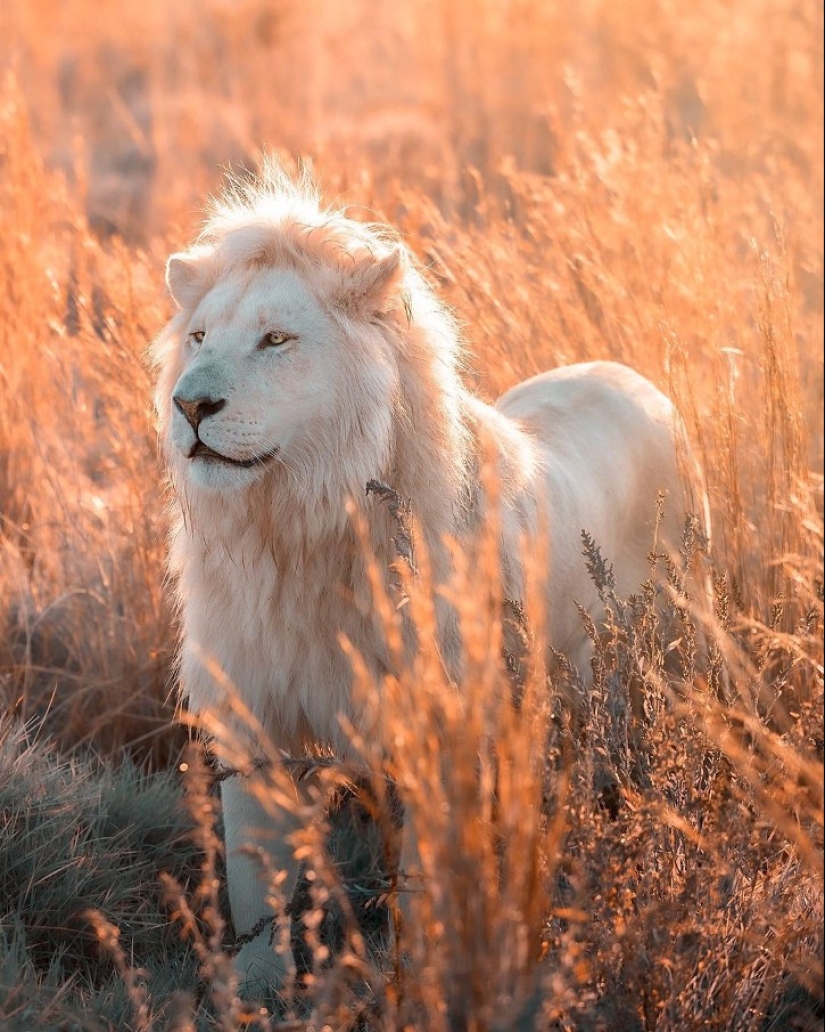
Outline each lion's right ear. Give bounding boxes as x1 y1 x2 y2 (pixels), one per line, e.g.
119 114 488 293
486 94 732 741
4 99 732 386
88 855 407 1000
333 246 405 317
166 249 214 310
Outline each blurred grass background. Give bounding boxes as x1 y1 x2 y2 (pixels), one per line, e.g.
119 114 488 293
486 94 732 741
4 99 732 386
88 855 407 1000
0 1 822 1028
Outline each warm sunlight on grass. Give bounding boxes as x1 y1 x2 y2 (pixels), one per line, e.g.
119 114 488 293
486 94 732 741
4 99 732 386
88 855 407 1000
0 1 822 1029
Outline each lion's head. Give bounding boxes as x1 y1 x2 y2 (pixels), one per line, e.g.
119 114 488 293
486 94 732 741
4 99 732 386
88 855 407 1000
152 166 430 502
166 255 404 493
152 161 472 562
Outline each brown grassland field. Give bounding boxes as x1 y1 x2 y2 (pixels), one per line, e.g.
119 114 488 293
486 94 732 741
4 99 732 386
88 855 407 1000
0 1 823 1029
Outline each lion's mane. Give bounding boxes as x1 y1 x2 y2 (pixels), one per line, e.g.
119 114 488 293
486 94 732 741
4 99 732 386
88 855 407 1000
152 163 542 754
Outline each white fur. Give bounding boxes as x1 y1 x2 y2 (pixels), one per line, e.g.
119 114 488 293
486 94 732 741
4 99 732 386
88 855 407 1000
152 164 699 990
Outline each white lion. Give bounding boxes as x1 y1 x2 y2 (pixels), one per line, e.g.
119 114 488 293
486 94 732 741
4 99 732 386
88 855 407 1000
152 163 703 992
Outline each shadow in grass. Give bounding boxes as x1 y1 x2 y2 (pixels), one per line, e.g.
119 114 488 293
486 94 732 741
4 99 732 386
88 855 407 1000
0 722 202 1030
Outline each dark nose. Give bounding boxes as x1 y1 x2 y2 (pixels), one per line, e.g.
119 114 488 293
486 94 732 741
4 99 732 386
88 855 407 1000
173 395 226 432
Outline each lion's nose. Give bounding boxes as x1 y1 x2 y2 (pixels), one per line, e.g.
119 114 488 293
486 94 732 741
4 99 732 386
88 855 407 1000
173 395 226 432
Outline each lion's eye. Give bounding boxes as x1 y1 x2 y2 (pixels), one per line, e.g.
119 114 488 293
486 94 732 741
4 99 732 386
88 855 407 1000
260 330 293 349
189 330 205 345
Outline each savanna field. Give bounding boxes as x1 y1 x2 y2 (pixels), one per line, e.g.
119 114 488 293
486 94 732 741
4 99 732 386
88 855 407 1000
0 1 823 1029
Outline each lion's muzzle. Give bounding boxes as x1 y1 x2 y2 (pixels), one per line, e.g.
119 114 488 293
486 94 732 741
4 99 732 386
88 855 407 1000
173 394 227 433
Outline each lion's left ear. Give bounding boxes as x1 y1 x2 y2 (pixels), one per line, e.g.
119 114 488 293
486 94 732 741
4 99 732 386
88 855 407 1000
166 247 216 311
334 247 404 317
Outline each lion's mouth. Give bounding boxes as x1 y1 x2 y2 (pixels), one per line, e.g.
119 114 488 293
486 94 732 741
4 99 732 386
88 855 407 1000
187 439 279 469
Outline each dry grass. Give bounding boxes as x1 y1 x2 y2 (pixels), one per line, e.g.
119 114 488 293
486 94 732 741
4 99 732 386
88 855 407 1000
0 0 822 1029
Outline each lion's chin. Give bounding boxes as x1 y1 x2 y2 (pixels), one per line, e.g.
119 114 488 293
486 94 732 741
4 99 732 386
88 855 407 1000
181 447 278 490
188 439 280 469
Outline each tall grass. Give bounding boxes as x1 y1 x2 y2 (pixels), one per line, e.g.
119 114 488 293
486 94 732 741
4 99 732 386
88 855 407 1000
0 0 822 1028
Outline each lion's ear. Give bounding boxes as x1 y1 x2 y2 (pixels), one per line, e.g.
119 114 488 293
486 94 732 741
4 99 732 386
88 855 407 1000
335 247 404 317
166 249 214 310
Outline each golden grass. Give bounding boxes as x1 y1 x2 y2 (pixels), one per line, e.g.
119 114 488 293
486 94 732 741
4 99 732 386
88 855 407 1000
0 0 822 1028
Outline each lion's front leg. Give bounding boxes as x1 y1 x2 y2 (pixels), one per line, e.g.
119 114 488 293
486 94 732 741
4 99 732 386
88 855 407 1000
221 772 305 996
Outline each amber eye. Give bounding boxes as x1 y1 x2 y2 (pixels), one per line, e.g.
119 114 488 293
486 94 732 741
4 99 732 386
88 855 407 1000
260 330 293 348
189 330 205 344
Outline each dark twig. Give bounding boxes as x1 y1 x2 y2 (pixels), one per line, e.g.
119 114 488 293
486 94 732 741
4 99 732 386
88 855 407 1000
365 478 416 572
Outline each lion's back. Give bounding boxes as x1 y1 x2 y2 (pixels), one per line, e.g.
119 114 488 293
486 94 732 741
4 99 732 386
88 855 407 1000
497 361 691 657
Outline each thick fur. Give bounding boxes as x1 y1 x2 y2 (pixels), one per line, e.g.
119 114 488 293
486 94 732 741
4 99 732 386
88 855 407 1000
152 163 701 990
